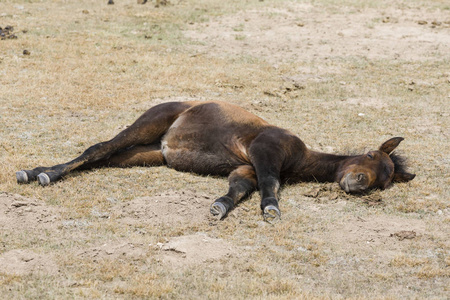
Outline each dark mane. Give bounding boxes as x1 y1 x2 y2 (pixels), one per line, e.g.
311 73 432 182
390 152 409 174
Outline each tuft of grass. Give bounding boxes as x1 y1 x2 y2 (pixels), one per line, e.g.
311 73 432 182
416 266 450 279
390 255 429 267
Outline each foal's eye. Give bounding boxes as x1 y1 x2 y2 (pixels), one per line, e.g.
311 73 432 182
367 153 374 159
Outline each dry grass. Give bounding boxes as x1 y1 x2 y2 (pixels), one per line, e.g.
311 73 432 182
1 0 449 299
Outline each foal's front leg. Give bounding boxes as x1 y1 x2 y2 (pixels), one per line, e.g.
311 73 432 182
248 129 289 223
210 165 257 219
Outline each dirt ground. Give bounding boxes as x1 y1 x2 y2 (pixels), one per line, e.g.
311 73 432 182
0 0 449 299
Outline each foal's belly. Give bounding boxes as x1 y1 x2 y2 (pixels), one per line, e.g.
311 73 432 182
159 101 262 176
161 140 237 176
160 124 249 176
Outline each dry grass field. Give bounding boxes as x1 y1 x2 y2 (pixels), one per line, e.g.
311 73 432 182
0 0 449 298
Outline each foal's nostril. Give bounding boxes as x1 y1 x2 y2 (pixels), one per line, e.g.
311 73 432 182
357 173 365 182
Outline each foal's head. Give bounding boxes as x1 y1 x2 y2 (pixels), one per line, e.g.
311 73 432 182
338 137 415 193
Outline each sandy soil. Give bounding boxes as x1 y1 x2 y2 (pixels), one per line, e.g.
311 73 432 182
1 0 448 267
0 190 233 275
185 4 450 64
112 190 213 226
0 188 437 276
0 193 61 276
0 1 448 298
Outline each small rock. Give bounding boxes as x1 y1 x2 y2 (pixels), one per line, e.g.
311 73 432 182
106 197 118 204
390 230 416 241
91 209 110 218
417 20 427 25
11 201 34 207
0 25 17 40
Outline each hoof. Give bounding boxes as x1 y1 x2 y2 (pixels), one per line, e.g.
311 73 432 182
210 202 227 220
263 205 281 224
16 171 29 184
37 173 51 186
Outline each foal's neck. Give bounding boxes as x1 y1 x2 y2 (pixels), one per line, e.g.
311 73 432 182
290 150 357 183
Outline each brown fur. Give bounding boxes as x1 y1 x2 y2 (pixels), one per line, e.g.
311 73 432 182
16 101 415 221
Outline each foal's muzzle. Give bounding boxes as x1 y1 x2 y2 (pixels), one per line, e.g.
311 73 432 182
340 172 368 193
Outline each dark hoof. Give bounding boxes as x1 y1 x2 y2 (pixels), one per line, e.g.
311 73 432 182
263 205 281 224
37 173 51 186
210 202 227 220
16 171 29 184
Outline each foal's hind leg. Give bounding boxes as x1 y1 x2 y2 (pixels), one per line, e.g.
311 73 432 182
16 145 165 184
210 165 257 219
16 102 193 185
81 144 165 169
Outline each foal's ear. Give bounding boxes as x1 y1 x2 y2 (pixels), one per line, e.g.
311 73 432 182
393 172 416 182
379 137 404 154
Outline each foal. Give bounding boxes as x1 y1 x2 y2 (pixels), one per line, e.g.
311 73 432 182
16 101 415 221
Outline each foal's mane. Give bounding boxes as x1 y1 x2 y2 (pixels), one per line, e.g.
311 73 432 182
390 152 409 174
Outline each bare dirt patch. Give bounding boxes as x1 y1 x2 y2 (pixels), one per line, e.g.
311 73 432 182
185 4 450 64
0 249 59 276
0 193 61 277
112 190 214 226
325 214 425 251
339 97 388 109
0 192 60 231
77 242 148 262
158 233 235 267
